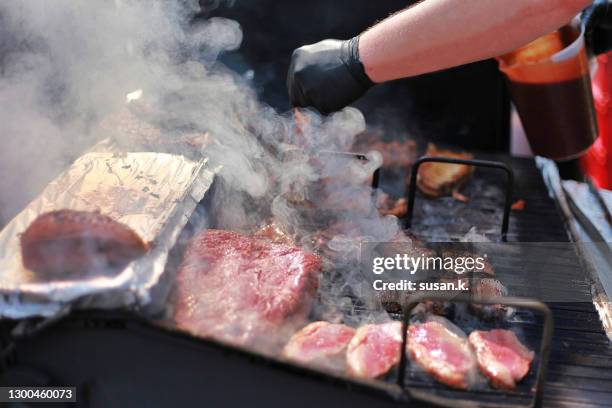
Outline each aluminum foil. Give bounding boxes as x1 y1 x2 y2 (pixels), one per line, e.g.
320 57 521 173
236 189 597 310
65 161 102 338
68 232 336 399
0 146 218 319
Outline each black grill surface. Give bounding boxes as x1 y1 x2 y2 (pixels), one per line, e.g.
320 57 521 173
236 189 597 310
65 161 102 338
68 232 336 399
380 153 612 407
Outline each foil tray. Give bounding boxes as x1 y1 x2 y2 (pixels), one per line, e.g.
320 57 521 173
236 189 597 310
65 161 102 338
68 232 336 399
0 142 218 319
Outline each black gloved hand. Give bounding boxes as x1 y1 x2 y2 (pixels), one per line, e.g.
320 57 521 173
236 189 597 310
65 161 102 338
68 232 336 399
287 36 375 114
583 0 612 55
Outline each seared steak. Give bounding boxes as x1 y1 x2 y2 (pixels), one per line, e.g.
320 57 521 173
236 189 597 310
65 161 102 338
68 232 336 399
173 229 321 348
416 144 474 199
20 209 147 275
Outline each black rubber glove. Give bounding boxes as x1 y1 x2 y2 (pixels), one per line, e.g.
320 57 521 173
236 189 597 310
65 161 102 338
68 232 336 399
583 0 612 55
287 36 375 114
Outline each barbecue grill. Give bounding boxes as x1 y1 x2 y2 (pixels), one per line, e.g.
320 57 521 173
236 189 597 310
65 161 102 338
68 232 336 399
2 151 611 408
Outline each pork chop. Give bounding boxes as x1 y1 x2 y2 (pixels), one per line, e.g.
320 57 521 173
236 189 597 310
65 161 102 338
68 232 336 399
283 321 355 370
468 329 534 389
346 321 403 379
407 319 477 389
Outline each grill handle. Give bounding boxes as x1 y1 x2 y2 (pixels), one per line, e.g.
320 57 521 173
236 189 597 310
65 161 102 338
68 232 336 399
319 151 380 189
405 157 514 241
396 293 554 408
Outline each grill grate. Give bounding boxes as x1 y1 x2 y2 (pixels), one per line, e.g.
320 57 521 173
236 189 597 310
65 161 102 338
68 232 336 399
382 154 612 407
306 150 611 407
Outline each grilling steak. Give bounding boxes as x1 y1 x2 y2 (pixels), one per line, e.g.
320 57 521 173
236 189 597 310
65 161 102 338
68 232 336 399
407 318 477 389
283 321 355 370
20 209 148 275
173 229 321 348
468 329 534 389
416 144 474 199
346 321 403 379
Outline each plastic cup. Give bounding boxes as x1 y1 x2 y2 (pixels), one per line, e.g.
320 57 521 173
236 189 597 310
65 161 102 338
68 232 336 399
498 24 598 161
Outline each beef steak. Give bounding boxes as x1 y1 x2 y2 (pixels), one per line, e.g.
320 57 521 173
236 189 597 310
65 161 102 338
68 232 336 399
174 229 321 348
20 209 148 276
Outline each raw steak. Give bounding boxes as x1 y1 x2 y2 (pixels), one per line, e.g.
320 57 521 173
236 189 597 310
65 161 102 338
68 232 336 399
20 209 148 275
346 321 403 379
283 321 355 370
407 319 477 389
468 329 534 389
173 229 321 348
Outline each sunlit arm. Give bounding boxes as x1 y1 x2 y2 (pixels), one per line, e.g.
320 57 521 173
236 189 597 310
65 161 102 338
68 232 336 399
360 0 593 82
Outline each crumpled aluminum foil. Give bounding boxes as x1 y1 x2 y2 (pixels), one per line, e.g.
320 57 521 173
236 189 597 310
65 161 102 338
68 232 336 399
0 144 218 319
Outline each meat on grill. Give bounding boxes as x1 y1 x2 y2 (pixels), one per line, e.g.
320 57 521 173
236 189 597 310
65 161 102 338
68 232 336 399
173 229 321 348
468 329 535 389
407 319 477 389
20 209 148 275
468 278 509 320
376 192 408 218
416 144 474 199
346 321 403 379
283 321 355 370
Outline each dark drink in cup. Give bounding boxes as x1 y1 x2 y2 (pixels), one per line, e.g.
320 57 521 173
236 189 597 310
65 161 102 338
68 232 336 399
498 25 597 161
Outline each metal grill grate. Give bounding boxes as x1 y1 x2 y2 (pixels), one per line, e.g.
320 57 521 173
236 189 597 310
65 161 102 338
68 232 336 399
384 154 612 407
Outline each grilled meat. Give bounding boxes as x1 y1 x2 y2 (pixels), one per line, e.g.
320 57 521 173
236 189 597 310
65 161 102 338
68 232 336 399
20 209 148 275
468 329 534 389
407 319 477 389
346 322 403 379
416 144 474 199
173 230 321 348
283 321 355 370
469 278 509 320
376 193 408 218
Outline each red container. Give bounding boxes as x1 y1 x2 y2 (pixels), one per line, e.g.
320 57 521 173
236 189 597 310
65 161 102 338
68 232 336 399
498 25 598 161
581 52 612 189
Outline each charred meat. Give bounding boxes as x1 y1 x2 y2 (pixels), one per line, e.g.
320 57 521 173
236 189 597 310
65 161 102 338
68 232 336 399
407 319 477 389
20 209 148 275
416 144 474 199
376 192 408 218
346 322 403 379
283 321 355 370
173 230 321 348
468 329 534 389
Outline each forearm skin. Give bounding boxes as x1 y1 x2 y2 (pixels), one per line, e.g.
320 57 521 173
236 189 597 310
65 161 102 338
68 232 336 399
360 0 593 83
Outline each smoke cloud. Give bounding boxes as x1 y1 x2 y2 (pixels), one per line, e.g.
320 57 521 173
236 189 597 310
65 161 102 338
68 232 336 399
0 1 404 326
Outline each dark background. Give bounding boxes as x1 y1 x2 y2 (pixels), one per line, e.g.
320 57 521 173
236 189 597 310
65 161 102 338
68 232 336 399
201 0 511 152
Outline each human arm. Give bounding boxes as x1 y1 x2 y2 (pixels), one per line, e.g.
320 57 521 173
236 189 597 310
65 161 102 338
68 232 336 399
287 0 593 113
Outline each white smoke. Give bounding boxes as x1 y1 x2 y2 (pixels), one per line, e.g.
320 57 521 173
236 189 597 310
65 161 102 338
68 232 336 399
0 0 193 221
0 1 405 324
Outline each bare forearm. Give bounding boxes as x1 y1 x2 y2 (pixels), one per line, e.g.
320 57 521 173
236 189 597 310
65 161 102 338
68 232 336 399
360 0 592 82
